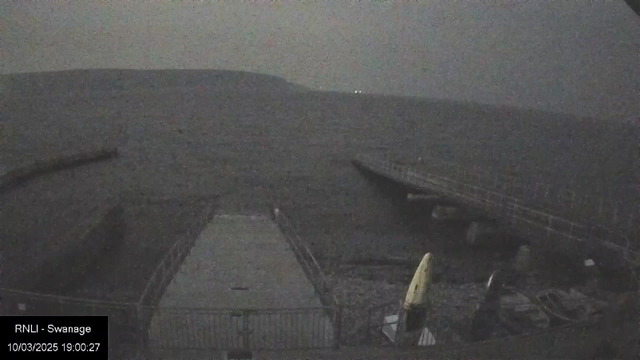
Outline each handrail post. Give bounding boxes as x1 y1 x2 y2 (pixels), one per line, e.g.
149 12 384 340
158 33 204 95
242 309 251 350
365 307 372 344
334 303 342 349
136 302 145 348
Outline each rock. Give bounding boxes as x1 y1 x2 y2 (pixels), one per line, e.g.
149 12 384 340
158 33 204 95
513 245 531 273
500 292 550 332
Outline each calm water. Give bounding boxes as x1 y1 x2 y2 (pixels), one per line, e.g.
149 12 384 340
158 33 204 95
2 87 637 293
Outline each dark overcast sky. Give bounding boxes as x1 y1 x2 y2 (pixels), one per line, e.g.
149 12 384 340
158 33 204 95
2 1 639 120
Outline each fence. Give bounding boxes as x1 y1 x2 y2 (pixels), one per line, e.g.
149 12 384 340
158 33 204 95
355 154 640 267
2 285 637 355
1 275 638 357
143 306 335 350
138 201 215 307
0 293 337 353
272 207 343 348
365 300 401 346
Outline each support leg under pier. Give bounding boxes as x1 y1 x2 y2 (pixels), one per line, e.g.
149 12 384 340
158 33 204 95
465 221 499 247
431 206 466 221
513 245 532 273
406 193 440 202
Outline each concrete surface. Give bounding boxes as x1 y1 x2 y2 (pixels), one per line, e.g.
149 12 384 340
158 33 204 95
148 213 334 350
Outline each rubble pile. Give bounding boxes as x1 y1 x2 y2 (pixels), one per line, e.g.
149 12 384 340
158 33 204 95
327 263 487 345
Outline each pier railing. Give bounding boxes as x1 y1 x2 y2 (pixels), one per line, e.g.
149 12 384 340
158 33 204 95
355 154 639 266
382 153 638 236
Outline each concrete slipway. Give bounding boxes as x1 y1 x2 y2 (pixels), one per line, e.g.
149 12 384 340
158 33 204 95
147 211 334 350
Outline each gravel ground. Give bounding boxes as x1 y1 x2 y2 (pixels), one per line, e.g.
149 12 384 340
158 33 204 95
292 194 622 347
327 267 487 346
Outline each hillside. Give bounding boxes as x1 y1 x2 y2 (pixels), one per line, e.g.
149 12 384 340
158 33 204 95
0 69 312 97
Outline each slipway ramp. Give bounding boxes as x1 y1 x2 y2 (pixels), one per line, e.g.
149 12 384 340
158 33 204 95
146 212 334 351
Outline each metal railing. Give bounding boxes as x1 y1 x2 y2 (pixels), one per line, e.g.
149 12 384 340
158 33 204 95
273 208 332 301
1 281 638 357
0 288 338 352
355 154 640 266
143 305 335 350
138 199 216 308
365 300 401 346
391 153 638 236
273 207 343 348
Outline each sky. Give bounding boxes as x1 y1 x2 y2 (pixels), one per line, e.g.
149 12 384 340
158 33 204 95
2 0 639 120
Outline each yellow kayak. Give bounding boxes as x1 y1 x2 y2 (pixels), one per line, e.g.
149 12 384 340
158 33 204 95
404 253 434 309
